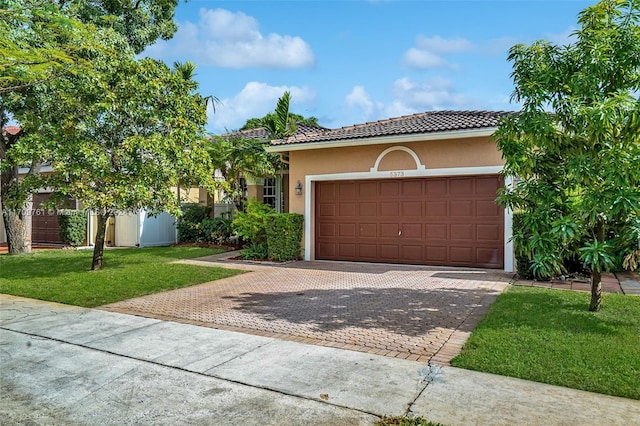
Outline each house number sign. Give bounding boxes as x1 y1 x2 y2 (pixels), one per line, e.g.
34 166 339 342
389 171 405 177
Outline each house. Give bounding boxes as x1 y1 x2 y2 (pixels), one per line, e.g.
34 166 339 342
266 110 515 272
1 125 203 247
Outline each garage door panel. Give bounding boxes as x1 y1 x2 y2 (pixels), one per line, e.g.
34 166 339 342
358 181 378 197
425 179 447 195
450 246 473 263
402 201 422 216
379 202 399 216
425 224 447 240
450 200 474 216
451 224 474 240
315 176 504 268
402 245 423 261
339 203 356 217
379 244 399 260
380 223 399 238
317 243 336 258
401 223 422 239
476 248 502 267
339 223 356 237
318 203 335 217
477 224 500 242
476 200 501 217
358 244 377 258
358 202 377 216
32 193 74 244
318 223 335 237
359 223 377 237
425 246 447 261
426 201 447 217
338 183 356 197
402 180 423 196
339 243 356 258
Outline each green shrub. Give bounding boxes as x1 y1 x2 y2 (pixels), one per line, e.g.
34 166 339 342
58 209 87 246
265 213 304 261
201 217 234 245
240 242 269 260
177 203 212 243
181 203 211 223
512 210 534 279
232 199 275 246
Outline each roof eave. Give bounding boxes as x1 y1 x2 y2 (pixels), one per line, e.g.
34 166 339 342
266 127 497 153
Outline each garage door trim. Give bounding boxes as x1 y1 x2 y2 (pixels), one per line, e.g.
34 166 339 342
303 165 513 272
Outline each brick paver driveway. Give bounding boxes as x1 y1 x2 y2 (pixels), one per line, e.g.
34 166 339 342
101 255 512 364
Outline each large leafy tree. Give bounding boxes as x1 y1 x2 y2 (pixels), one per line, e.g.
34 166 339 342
496 0 640 311
41 57 216 270
1 0 183 255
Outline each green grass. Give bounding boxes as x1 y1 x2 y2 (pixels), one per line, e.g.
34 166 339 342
452 286 640 400
0 247 243 307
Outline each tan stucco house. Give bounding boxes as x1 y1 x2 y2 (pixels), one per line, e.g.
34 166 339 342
266 110 515 272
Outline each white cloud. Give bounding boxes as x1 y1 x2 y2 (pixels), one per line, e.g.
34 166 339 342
208 82 315 133
344 77 477 125
403 48 449 69
415 35 473 53
144 8 315 69
402 35 471 69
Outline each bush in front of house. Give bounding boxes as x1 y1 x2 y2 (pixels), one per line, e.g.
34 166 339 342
232 199 275 255
265 213 304 261
58 209 87 246
177 203 212 243
512 210 535 279
201 217 234 245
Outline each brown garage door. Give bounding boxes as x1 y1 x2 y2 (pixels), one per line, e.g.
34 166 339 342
32 193 74 244
315 175 504 268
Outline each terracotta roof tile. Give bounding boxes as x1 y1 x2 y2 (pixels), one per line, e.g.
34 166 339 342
3 126 21 136
270 110 515 146
218 122 328 141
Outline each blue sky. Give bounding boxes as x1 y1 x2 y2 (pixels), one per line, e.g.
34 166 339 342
143 0 594 134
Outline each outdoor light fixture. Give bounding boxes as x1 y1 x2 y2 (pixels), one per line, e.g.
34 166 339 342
295 180 303 195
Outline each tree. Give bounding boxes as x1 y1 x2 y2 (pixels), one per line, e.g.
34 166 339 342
495 0 640 311
1 0 183 255
42 57 216 270
238 91 320 134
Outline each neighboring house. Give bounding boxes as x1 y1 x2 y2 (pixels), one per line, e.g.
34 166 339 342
0 127 197 247
266 110 515 272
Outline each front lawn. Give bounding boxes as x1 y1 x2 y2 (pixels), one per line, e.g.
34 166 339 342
452 286 640 400
0 247 243 307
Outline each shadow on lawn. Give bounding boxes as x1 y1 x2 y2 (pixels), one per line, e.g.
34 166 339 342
223 286 502 336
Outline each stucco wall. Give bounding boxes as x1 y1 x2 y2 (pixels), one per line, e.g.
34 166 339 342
288 136 503 216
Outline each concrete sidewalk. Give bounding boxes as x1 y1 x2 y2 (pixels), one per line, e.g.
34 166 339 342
1 295 639 425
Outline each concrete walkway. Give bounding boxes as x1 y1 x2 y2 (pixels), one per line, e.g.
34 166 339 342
2 295 639 425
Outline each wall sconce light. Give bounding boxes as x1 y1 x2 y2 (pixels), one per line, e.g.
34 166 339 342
295 180 303 195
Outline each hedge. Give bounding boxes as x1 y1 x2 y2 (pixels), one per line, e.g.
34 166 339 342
58 209 87 246
265 213 304 262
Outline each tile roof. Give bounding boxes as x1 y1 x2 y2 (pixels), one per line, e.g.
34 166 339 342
2 126 21 136
271 110 515 146
218 122 328 141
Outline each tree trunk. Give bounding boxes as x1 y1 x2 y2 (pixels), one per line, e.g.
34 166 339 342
2 206 31 254
92 212 109 270
589 219 606 312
